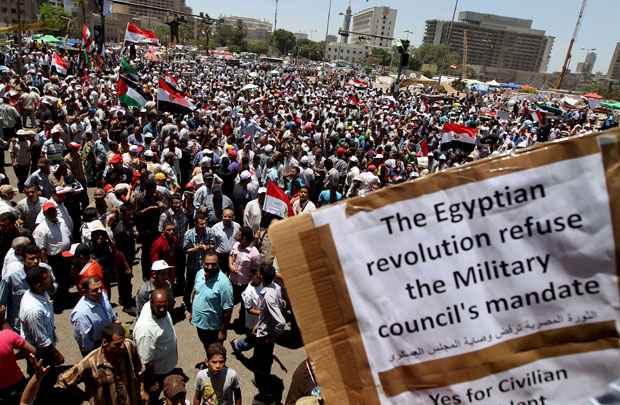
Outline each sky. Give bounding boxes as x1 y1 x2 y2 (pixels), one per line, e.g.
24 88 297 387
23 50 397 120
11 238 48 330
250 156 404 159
186 0 618 74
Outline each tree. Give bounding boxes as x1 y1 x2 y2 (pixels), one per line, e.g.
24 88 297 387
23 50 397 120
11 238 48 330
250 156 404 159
213 18 235 47
39 2 71 35
296 39 324 61
246 40 270 55
413 43 459 74
272 29 296 56
367 47 391 67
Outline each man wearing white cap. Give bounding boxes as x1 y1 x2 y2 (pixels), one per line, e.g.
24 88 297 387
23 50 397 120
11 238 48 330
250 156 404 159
42 124 66 164
232 170 258 220
9 129 32 192
33 200 71 312
243 186 266 234
135 260 175 316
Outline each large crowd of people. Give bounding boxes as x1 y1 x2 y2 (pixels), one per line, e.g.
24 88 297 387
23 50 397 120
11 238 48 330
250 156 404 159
0 40 617 405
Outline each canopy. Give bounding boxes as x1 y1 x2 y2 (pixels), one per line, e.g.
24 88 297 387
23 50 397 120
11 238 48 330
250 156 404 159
486 80 501 87
583 92 603 100
241 84 259 91
502 82 521 89
600 101 620 110
34 34 61 44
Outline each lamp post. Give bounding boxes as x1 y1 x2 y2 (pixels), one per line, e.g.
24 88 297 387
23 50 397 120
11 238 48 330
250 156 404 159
324 0 332 61
437 0 460 88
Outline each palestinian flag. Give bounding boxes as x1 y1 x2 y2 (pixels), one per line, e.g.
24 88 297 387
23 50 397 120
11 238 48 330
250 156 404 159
82 24 94 67
120 57 139 81
124 23 159 45
52 52 68 75
531 110 545 125
117 76 148 107
263 181 293 218
157 79 196 114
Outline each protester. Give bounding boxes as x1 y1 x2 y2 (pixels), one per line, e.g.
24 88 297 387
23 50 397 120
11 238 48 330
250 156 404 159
252 264 287 403
193 342 242 405
0 38 615 404
134 289 179 403
136 259 175 315
0 304 37 405
70 276 118 356
19 266 64 367
55 323 143 405
190 251 233 363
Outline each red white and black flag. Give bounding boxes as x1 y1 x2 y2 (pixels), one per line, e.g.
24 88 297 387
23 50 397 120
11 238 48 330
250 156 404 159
157 79 196 114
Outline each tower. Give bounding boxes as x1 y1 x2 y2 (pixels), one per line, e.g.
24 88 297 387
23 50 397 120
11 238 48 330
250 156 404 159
341 0 352 44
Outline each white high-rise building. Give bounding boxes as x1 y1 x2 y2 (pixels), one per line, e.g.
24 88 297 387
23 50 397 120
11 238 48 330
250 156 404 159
350 6 397 48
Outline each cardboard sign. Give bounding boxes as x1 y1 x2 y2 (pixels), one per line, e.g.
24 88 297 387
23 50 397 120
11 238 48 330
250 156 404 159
269 129 620 404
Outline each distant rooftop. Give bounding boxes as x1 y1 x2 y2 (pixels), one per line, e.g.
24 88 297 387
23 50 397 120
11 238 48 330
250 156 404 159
456 11 546 36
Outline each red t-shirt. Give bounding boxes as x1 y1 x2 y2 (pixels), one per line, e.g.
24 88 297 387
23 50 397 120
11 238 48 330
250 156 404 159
0 329 27 389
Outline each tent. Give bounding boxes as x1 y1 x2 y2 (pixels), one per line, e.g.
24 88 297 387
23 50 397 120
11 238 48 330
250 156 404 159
34 34 61 44
600 101 620 110
486 80 501 87
583 92 603 100
498 82 521 89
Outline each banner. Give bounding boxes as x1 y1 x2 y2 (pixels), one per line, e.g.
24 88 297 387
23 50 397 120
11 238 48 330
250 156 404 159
269 129 620 404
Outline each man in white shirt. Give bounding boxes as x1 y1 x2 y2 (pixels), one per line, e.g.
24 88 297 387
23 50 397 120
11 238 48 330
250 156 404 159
33 200 71 312
243 187 265 233
134 289 178 402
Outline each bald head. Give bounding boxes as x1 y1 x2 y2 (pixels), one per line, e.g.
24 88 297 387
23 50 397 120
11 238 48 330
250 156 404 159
150 288 169 319
12 236 31 250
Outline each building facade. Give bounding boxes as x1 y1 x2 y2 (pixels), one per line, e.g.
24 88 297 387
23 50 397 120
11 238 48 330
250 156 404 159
608 43 620 80
326 34 338 44
423 11 555 73
325 42 369 64
350 6 397 48
220 16 272 42
125 0 191 23
576 52 596 74
0 0 39 26
294 32 309 41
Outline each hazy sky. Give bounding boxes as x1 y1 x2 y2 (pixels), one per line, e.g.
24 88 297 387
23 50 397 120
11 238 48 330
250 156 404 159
186 0 618 73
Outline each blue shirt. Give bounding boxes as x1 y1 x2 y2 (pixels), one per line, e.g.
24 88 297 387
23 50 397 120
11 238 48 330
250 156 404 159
183 227 223 272
191 269 233 331
70 293 117 353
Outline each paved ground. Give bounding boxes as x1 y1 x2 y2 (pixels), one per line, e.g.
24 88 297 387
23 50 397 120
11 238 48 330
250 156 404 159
7 161 307 404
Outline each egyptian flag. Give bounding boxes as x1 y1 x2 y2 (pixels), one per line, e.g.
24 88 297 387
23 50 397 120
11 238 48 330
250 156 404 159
349 94 360 106
117 76 148 107
263 181 293 218
441 123 478 145
52 52 68 75
157 79 196 114
124 23 159 45
531 110 545 125
347 79 368 89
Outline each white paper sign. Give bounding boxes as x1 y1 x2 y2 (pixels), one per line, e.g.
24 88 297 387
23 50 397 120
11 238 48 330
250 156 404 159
312 153 619 404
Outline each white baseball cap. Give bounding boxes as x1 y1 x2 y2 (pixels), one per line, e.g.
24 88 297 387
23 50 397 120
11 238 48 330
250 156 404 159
152 260 174 272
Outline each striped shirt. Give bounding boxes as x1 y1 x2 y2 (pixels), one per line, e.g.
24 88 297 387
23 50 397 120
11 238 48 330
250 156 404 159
19 290 56 349
42 138 66 164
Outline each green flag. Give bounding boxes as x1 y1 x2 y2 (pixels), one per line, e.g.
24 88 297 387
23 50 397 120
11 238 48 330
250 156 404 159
120 57 138 78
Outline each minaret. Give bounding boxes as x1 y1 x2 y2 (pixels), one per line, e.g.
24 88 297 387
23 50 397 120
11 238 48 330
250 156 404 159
341 0 352 44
